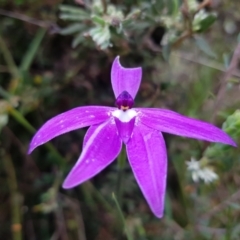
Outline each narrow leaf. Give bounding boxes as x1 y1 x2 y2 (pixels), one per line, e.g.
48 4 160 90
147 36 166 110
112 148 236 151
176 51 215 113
59 4 89 16
60 23 85 35
195 36 217 58
59 13 88 21
20 28 46 72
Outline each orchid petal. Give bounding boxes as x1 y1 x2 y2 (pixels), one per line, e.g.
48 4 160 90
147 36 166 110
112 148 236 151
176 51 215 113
82 124 101 147
137 108 236 146
63 120 122 188
28 106 115 153
114 117 135 144
111 56 142 99
126 123 167 218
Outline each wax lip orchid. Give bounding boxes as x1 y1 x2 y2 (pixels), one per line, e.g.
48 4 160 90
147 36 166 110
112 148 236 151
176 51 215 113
28 56 236 218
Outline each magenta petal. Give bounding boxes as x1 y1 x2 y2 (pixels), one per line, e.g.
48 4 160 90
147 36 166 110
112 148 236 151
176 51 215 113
63 120 122 188
82 124 99 148
28 106 115 153
126 123 167 218
137 108 236 146
114 117 135 144
111 56 142 99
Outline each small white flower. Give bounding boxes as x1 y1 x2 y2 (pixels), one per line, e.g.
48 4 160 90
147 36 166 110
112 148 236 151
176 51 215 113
200 168 218 184
186 158 218 184
186 157 201 171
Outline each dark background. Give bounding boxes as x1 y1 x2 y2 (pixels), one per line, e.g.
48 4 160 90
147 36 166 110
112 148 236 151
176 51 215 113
0 0 240 239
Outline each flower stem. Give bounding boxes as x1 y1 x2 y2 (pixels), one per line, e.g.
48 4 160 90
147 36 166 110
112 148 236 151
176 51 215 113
112 193 133 240
116 146 126 207
2 153 22 240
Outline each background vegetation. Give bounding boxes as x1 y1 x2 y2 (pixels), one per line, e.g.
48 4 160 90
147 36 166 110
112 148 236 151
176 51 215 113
1 0 240 239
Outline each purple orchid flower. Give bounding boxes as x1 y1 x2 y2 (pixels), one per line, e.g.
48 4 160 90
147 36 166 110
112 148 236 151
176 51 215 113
28 56 236 218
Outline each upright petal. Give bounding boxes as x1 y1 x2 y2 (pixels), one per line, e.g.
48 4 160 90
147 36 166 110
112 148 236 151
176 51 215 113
137 108 236 146
111 56 142 99
63 119 122 188
126 123 167 218
28 106 115 153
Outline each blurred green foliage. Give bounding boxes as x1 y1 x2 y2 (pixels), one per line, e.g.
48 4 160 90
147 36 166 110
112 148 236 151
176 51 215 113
0 0 240 239
59 0 217 50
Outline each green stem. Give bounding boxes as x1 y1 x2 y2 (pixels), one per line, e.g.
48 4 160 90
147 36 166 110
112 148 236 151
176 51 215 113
2 154 22 240
85 182 113 212
9 108 35 133
112 193 133 240
0 35 20 80
20 28 46 72
116 147 126 207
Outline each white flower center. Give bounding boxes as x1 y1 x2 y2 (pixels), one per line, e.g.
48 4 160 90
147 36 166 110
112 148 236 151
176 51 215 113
112 109 137 122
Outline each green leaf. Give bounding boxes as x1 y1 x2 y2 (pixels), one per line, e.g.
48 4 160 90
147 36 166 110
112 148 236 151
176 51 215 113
89 26 111 49
194 36 217 58
166 0 180 16
194 13 217 33
60 23 85 35
223 53 230 69
72 32 84 48
91 15 106 26
59 13 88 21
59 4 89 16
20 28 46 72
125 9 141 20
162 43 171 62
204 110 240 169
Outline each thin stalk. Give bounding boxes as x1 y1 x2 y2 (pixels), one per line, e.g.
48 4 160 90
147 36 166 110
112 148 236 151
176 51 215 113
0 9 58 29
9 108 35 133
2 154 22 240
116 147 126 206
85 181 114 213
112 193 133 240
0 35 20 80
20 28 46 72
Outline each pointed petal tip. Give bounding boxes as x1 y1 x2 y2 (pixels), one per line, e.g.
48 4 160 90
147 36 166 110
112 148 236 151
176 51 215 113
27 143 35 154
217 133 237 147
229 139 237 147
139 108 237 148
113 56 122 67
154 211 164 219
62 180 76 189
